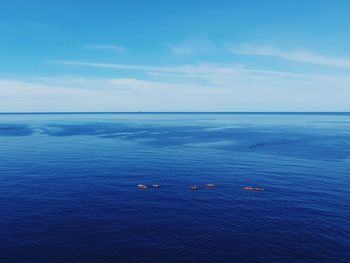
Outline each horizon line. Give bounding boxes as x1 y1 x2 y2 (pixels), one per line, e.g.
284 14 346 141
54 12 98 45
0 111 350 115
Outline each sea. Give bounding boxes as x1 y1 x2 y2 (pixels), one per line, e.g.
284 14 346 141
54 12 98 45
0 113 349 263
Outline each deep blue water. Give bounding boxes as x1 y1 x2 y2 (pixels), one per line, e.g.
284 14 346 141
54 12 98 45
0 113 349 263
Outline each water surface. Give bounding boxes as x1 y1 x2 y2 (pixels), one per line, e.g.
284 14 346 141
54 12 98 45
1 113 349 262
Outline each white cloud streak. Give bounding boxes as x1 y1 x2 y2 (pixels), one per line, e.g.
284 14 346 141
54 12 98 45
230 44 350 69
55 60 164 71
54 60 345 83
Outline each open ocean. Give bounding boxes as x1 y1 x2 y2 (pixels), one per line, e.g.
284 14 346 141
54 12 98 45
0 113 349 263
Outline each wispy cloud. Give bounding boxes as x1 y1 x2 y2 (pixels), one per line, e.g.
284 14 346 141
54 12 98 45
54 60 335 83
0 78 216 112
84 44 125 52
52 59 350 93
55 60 163 71
2 68 350 112
170 38 218 55
230 44 350 69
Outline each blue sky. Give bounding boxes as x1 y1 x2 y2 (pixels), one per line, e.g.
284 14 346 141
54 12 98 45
1 0 350 112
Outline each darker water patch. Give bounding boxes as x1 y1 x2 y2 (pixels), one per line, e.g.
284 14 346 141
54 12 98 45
40 123 350 161
0 123 33 136
1 121 350 161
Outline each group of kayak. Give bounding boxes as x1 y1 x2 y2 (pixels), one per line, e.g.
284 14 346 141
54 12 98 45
138 183 264 191
190 183 216 191
243 186 264 191
137 184 159 190
137 183 215 190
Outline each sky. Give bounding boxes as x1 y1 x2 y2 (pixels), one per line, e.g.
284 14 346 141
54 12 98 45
1 0 350 112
